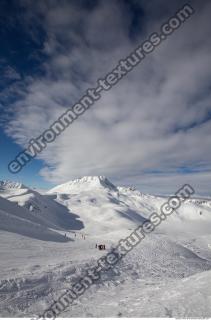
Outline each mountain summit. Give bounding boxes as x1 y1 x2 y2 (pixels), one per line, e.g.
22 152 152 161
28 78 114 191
48 176 117 194
0 180 26 189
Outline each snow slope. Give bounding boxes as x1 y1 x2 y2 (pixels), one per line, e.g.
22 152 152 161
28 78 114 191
1 176 211 317
0 180 83 231
48 176 211 237
48 176 149 237
0 196 69 242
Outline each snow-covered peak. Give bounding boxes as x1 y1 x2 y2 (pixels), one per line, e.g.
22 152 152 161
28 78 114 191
0 180 26 190
72 176 116 188
48 176 117 194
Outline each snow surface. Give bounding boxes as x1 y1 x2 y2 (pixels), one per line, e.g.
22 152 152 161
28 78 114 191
0 176 211 317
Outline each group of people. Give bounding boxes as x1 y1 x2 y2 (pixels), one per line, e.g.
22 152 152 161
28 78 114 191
96 244 106 250
64 233 107 248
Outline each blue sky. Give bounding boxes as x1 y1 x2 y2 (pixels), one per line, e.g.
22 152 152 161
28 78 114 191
0 0 211 194
0 131 54 189
0 0 50 188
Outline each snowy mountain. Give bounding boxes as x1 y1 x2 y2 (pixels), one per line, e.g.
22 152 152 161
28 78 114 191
0 180 26 189
48 175 117 193
0 180 83 232
47 176 211 236
1 176 211 317
0 196 69 242
48 176 150 237
1 176 211 239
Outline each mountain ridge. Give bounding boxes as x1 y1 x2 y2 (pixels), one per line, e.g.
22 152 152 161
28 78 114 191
48 175 117 194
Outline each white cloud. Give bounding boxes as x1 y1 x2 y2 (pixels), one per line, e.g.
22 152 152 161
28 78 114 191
4 0 211 194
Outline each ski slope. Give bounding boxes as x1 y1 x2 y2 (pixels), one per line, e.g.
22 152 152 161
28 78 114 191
0 176 211 317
